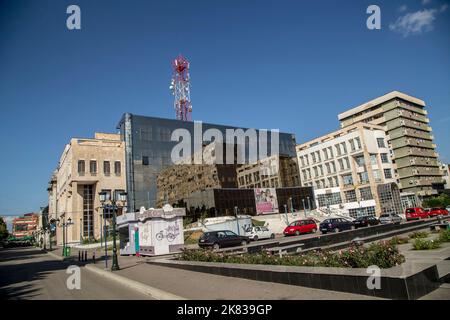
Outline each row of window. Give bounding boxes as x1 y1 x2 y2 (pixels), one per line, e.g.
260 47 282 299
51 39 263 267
78 160 121 175
299 137 387 168
303 168 393 190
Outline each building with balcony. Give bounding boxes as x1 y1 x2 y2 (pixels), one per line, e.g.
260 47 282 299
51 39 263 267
296 123 399 217
48 132 126 245
338 91 444 197
12 213 39 239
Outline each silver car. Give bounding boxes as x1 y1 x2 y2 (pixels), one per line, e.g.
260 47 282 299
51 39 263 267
379 213 402 224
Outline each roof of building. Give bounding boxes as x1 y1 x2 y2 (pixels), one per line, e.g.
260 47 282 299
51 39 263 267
337 91 426 121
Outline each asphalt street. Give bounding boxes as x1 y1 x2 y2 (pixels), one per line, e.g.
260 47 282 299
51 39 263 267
0 247 152 300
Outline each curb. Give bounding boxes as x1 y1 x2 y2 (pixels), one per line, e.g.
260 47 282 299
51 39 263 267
84 264 186 300
46 250 65 261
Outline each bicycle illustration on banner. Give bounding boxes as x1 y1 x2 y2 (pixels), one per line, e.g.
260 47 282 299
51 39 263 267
155 223 180 242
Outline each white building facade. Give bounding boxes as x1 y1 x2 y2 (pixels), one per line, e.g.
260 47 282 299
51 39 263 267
296 123 399 217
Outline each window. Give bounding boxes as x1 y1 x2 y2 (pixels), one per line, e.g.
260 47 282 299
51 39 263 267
328 147 333 158
89 160 97 174
380 153 389 163
370 154 377 165
360 187 373 200
344 157 350 170
349 139 355 151
384 168 393 179
377 138 386 148
317 192 342 207
344 190 357 203
335 144 341 156
114 161 121 175
103 161 110 175
83 185 94 238
331 161 336 173
325 163 331 174
349 206 376 218
373 169 382 182
342 174 353 186
358 171 369 184
355 155 365 167
338 159 344 171
311 153 316 163
341 142 347 154
142 156 149 166
78 160 85 174
355 137 362 149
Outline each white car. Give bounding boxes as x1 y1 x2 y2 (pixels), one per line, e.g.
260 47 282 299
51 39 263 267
379 213 402 224
245 226 275 241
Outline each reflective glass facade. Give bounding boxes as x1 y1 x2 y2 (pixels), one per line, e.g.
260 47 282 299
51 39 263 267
118 113 297 212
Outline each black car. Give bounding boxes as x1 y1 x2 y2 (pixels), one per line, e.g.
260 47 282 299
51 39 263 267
353 215 380 229
198 230 250 250
319 218 355 234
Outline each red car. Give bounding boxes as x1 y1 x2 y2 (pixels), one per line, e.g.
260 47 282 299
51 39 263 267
428 207 449 217
405 207 428 221
283 219 317 236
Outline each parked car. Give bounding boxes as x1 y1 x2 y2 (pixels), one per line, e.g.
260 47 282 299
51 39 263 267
198 230 250 250
319 218 355 234
353 215 380 229
428 207 449 217
405 207 429 221
245 226 275 241
379 213 402 224
283 219 317 236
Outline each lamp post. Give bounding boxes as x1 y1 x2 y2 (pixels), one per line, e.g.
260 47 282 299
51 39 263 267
234 206 240 235
99 190 127 271
302 198 306 218
63 218 73 257
307 196 311 214
283 204 289 225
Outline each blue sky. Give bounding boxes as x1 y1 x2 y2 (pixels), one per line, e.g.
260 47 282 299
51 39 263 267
0 0 449 216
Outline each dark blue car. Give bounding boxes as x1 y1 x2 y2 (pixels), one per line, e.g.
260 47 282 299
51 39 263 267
319 218 355 234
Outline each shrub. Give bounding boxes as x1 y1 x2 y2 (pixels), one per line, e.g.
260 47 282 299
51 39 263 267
409 231 429 239
438 229 450 243
179 241 405 269
389 236 409 245
412 238 441 250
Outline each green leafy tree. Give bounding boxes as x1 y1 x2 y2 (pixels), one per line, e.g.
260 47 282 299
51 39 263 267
422 194 450 208
0 217 9 240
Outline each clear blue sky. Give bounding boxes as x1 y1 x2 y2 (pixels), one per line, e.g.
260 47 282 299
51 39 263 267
1 0 449 215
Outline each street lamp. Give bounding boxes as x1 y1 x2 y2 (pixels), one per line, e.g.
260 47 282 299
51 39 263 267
283 204 289 225
99 190 127 271
234 206 240 235
302 198 306 218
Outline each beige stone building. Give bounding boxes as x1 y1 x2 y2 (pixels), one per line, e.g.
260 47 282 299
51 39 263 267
236 154 300 189
338 91 444 197
49 133 126 245
296 123 400 217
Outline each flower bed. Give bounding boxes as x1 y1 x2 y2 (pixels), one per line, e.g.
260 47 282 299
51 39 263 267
180 241 405 269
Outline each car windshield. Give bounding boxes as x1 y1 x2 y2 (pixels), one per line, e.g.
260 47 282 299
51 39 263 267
380 214 389 218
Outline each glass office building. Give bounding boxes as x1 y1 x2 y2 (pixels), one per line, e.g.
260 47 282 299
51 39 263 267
118 113 298 212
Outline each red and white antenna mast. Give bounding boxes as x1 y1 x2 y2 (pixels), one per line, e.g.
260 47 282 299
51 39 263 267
170 54 192 121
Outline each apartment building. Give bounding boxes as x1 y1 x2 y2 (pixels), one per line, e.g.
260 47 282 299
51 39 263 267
296 123 400 217
338 91 443 197
236 154 300 189
49 133 126 245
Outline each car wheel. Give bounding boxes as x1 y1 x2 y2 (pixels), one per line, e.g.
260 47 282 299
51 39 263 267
295 231 300 236
270 233 275 239
213 243 220 250
253 235 259 241
334 228 340 233
241 240 248 246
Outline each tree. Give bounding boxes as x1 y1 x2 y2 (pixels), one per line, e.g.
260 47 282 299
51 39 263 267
422 194 450 208
0 217 9 240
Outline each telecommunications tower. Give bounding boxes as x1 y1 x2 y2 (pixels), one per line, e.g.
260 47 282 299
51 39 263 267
170 54 192 121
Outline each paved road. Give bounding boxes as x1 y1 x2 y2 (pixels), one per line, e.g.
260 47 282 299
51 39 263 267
0 247 152 300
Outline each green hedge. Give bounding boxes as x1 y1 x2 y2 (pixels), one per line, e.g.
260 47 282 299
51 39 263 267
180 241 405 269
